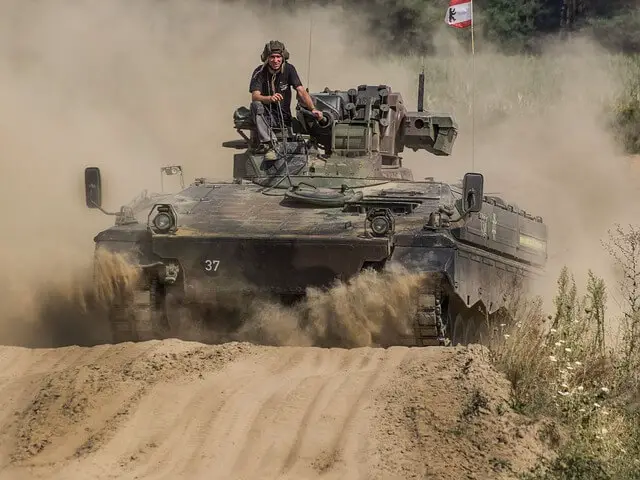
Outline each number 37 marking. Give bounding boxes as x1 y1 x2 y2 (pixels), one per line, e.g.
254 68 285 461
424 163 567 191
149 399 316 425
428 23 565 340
204 259 220 272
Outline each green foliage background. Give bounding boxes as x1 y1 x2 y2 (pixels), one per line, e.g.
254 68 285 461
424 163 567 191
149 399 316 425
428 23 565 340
246 0 640 55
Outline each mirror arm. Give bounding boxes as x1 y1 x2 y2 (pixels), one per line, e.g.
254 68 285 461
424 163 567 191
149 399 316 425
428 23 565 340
449 210 469 223
88 198 117 216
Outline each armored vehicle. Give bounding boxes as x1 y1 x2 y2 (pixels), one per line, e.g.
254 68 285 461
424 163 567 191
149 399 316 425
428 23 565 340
84 72 548 347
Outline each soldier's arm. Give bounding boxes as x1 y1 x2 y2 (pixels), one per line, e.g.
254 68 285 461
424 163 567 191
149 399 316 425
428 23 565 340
295 86 316 110
287 65 316 111
249 69 278 103
252 90 277 103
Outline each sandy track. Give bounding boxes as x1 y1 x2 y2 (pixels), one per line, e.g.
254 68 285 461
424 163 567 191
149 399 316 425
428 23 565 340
0 341 551 480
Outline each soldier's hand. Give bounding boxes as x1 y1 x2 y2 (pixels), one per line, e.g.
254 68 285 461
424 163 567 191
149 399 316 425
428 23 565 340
311 109 323 120
270 93 283 103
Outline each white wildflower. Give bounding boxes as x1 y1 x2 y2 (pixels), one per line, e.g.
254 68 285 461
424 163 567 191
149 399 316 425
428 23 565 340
550 328 557 333
574 361 582 366
564 347 572 353
579 408 586 413
561 383 569 389
577 386 584 392
503 334 510 339
601 387 609 394
555 342 562 347
500 323 506 328
594 402 601 408
549 355 558 362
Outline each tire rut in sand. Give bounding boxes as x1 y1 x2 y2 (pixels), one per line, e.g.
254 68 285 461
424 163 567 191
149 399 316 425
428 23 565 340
176 347 334 479
301 347 410 480
278 355 358 473
109 347 337 480
277 348 385 478
115 347 311 479
61 345 410 480
227 348 331 475
162 346 396 480
219 346 410 480
2 342 165 467
233 347 368 478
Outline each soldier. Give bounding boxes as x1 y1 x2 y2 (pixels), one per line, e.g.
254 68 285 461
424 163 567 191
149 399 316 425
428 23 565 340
249 40 323 160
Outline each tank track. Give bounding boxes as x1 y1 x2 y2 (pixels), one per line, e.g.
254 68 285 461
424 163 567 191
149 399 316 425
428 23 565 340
109 276 165 343
108 277 461 348
398 284 447 347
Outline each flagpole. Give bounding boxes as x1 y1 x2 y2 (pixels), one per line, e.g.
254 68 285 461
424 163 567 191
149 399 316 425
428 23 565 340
446 0 476 172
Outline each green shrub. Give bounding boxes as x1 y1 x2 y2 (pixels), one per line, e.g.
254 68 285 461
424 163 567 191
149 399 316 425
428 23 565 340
491 226 640 478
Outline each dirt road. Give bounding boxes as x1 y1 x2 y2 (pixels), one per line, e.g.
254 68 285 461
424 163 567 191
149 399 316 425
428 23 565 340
0 340 552 480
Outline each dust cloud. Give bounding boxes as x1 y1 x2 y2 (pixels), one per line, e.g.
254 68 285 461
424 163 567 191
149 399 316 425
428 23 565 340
0 250 143 347
0 0 636 345
187 263 426 348
408 32 640 307
0 247 425 348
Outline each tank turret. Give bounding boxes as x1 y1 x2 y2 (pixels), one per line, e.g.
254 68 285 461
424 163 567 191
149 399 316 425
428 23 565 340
295 80 458 159
225 72 458 184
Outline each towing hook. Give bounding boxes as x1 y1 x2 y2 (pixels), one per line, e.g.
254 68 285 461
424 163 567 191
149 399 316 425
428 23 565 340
138 261 180 284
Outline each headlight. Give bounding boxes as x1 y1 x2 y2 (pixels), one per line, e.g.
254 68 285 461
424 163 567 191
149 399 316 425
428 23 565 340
148 203 178 234
153 212 172 232
366 208 394 237
371 216 391 236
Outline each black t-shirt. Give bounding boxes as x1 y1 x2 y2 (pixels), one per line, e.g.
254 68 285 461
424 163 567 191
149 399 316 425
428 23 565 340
249 62 303 122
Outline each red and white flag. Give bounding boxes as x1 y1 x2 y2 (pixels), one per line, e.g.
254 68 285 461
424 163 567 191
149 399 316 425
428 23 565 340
445 0 472 29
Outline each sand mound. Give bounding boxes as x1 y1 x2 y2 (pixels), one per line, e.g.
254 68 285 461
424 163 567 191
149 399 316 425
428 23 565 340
0 340 553 480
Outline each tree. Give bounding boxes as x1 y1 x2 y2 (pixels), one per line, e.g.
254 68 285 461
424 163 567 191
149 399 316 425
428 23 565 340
481 0 562 52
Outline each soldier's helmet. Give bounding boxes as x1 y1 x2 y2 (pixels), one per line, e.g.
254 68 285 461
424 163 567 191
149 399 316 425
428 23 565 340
261 40 290 62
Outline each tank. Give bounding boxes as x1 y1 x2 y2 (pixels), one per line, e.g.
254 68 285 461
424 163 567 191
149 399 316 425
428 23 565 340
84 71 548 347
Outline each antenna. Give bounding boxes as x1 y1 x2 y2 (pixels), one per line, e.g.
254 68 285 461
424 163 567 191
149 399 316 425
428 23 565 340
417 58 425 112
306 17 313 89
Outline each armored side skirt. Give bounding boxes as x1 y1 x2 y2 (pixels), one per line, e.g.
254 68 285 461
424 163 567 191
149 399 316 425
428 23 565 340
390 243 543 314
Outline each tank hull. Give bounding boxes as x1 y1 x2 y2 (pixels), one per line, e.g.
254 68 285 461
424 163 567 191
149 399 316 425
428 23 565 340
95 223 542 347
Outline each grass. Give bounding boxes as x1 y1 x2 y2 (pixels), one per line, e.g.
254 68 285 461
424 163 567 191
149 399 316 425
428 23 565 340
486 225 640 479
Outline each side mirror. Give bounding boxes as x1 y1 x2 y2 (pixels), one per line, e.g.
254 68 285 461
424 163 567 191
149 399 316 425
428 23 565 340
462 172 484 213
84 167 102 209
